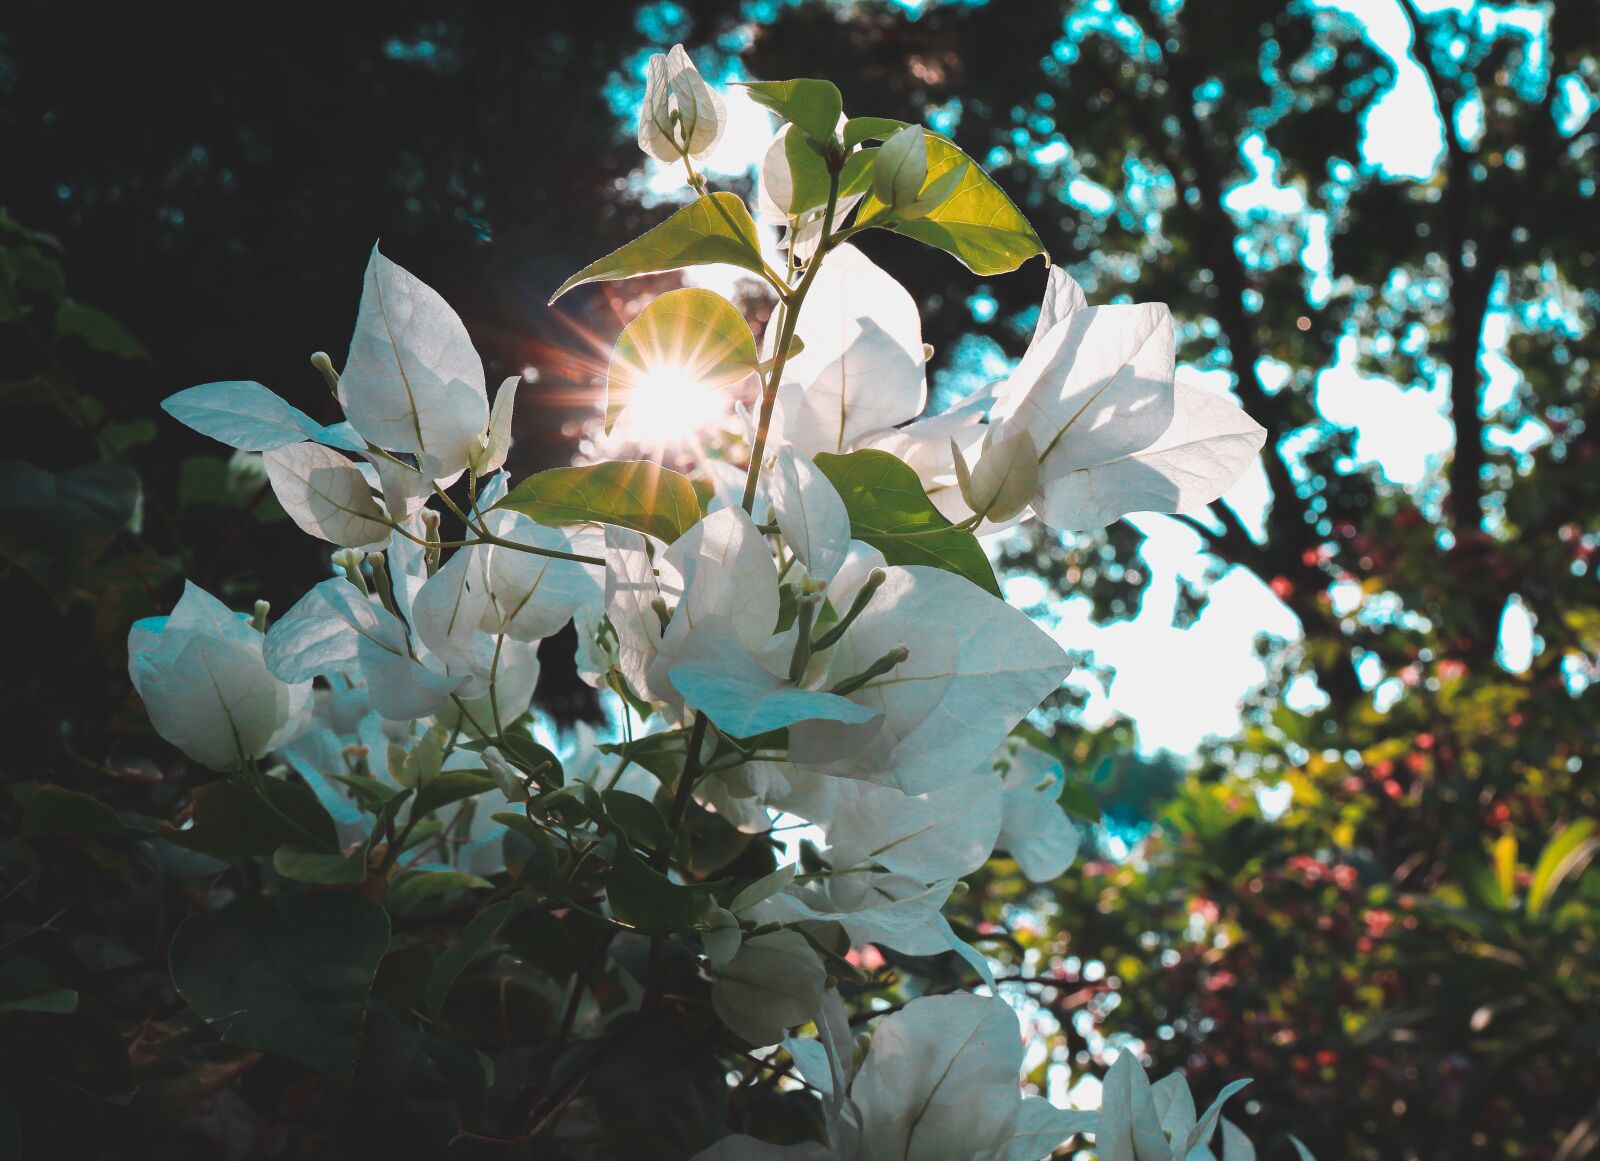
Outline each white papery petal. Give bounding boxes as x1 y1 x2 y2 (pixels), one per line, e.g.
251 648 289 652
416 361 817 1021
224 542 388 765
341 246 487 478
662 616 881 736
997 746 1081 883
770 446 851 584
1029 266 1088 350
411 548 495 674
481 514 603 641
1185 1079 1253 1158
851 995 1025 1161
263 442 391 548
1096 1051 1172 1161
770 245 926 456
355 636 460 720
992 303 1176 488
768 871 954 957
1000 1098 1099 1161
788 566 1070 794
1033 382 1266 532
129 611 308 772
1151 1073 1198 1147
469 375 519 474
823 778 1001 882
661 506 779 655
162 381 360 452
1220 1119 1257 1161
758 127 796 219
263 577 460 719
264 577 398 683
711 930 826 1048
637 46 725 163
603 526 667 702
962 427 1039 523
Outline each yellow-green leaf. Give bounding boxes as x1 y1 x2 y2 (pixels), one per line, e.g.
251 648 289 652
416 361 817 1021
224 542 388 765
857 134 1046 275
738 79 842 144
496 460 702 544
605 288 758 433
813 449 1000 596
551 193 766 302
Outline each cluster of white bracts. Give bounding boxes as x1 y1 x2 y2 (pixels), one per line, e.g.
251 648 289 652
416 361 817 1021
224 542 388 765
126 45 1280 1161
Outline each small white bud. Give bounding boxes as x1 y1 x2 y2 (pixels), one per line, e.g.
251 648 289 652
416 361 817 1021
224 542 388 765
637 44 727 164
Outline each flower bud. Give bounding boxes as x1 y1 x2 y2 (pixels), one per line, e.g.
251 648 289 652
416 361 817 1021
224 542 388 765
637 44 726 164
952 427 1039 523
309 350 339 393
483 745 530 803
127 582 311 771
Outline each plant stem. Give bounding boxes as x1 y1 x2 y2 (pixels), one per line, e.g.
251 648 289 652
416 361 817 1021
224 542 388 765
740 167 843 514
642 711 712 1009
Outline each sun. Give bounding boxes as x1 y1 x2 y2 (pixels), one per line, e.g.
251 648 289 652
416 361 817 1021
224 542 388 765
615 360 727 447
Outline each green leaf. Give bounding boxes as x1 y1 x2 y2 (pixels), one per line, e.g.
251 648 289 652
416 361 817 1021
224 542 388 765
856 134 1046 275
272 846 368 885
551 193 766 302
838 148 877 200
412 770 496 819
425 899 519 1017
605 838 721 936
329 772 410 812
55 301 148 359
0 986 78 1016
169 893 389 1076
739 79 843 144
497 459 702 544
0 460 140 604
17 785 158 842
606 288 758 433
602 789 670 852
782 125 836 214
389 869 494 917
844 116 909 149
813 449 1000 596
1528 819 1598 917
1058 778 1103 823
171 774 340 858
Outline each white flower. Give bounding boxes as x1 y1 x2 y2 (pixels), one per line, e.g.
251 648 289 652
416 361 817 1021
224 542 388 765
785 565 1071 795
951 425 1039 524
991 270 1266 532
768 446 851 585
770 245 927 457
1094 1049 1251 1161
643 507 879 737
263 441 391 548
127 582 311 770
638 44 726 164
264 576 461 721
161 380 364 453
693 994 1096 1160
993 739 1081 883
340 246 489 482
476 511 604 643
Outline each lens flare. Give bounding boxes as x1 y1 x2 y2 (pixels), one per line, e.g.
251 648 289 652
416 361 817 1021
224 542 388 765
616 360 726 447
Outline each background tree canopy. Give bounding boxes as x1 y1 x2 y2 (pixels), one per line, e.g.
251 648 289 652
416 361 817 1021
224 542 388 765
1 2 1596 1159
